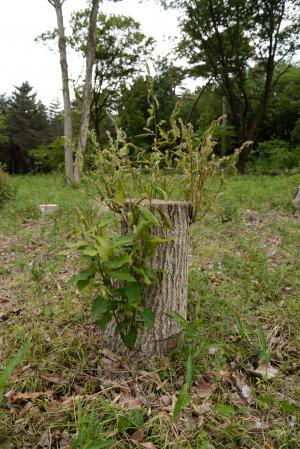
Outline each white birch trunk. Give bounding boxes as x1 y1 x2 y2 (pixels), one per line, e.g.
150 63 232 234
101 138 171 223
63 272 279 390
50 0 74 185
73 0 99 184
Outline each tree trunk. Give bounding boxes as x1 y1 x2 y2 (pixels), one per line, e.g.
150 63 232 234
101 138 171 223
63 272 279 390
102 200 192 358
73 0 99 184
221 96 227 157
51 0 74 185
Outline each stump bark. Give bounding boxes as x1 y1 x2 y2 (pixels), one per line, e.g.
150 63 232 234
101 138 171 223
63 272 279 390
102 199 192 358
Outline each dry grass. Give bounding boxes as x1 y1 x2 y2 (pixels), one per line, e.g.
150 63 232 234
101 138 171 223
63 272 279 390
0 173 299 448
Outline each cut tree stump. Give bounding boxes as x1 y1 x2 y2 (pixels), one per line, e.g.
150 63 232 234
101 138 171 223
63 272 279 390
39 204 59 215
292 186 300 209
102 199 192 358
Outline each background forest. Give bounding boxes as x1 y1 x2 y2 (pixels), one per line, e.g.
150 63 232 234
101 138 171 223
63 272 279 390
0 0 300 177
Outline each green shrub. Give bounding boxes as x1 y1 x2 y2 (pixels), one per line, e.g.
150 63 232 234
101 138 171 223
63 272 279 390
0 165 15 208
30 137 64 172
249 139 300 174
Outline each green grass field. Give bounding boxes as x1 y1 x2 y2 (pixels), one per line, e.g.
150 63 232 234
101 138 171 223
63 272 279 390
0 173 299 448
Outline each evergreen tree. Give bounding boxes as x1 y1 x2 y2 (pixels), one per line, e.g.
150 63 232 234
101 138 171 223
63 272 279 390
5 82 50 172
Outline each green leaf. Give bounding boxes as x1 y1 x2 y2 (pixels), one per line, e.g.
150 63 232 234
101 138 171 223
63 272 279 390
65 241 88 250
77 278 91 290
214 404 237 415
156 207 172 229
113 235 133 248
186 350 193 388
167 312 188 329
140 206 160 227
108 270 136 282
94 236 113 261
91 296 110 320
82 247 98 257
83 440 114 449
98 311 112 331
173 383 192 420
122 324 138 348
124 282 141 305
281 399 297 415
154 186 168 200
117 409 144 432
105 254 132 270
67 268 96 285
128 409 144 427
135 268 152 285
139 308 155 328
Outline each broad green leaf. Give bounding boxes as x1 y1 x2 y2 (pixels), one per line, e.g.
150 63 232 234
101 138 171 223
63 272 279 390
128 409 144 428
124 282 141 305
172 383 192 420
98 311 112 331
167 312 188 329
108 270 136 282
91 296 110 320
110 287 127 297
94 236 113 261
113 235 134 248
135 268 152 285
105 254 132 270
83 440 114 449
67 268 96 285
65 241 87 250
140 207 160 227
122 324 138 348
139 308 155 328
82 247 98 257
77 278 91 290
117 409 144 432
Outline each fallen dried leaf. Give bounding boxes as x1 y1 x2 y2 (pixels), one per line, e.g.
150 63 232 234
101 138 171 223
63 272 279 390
7 390 52 403
59 430 71 448
117 392 145 409
41 374 68 385
140 443 157 449
12 363 31 379
131 429 144 444
193 379 214 399
192 401 211 416
37 430 50 447
17 402 33 419
160 395 172 406
219 370 233 381
254 363 278 379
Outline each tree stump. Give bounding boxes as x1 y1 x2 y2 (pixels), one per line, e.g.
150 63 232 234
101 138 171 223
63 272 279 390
292 186 300 209
102 199 192 358
39 204 59 215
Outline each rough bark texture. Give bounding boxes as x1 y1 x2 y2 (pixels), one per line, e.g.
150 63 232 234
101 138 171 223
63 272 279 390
292 186 300 208
74 0 99 184
50 0 74 185
102 200 192 358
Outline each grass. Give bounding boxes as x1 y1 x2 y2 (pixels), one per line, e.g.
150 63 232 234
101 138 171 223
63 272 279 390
0 173 299 448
